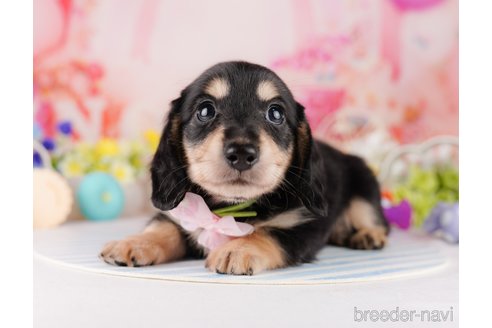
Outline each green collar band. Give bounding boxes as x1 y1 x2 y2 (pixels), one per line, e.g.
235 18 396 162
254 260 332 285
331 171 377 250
212 199 257 218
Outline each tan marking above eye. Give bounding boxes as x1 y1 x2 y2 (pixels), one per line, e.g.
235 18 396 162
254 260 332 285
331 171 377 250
204 77 230 99
257 80 279 101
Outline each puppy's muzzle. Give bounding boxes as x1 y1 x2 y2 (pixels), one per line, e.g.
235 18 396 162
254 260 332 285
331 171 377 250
224 142 259 172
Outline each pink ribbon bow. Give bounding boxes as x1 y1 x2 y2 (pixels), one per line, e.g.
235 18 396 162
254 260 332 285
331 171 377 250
169 192 254 251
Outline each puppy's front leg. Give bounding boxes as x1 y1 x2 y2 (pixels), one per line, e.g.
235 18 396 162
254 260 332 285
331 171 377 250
205 230 285 275
205 208 327 275
100 214 186 267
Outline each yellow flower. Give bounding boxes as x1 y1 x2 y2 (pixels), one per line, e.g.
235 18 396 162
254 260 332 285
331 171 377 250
95 138 119 157
144 129 160 152
57 155 87 178
74 142 96 163
92 160 111 173
110 161 135 184
75 142 91 154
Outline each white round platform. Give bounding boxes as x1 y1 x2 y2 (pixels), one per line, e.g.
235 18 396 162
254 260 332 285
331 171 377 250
34 217 448 285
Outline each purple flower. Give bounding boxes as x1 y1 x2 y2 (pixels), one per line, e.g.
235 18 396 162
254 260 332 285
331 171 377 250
42 138 56 152
33 152 43 167
58 121 73 135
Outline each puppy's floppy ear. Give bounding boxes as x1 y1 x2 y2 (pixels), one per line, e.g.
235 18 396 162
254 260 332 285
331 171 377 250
288 102 329 217
150 93 191 210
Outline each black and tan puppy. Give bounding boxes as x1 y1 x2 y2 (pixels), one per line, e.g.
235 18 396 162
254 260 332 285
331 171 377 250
100 61 389 275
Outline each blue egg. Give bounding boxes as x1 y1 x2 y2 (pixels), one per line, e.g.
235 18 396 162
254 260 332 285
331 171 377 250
77 172 125 221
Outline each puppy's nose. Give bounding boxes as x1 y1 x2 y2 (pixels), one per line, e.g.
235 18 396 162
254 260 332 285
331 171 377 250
224 143 259 172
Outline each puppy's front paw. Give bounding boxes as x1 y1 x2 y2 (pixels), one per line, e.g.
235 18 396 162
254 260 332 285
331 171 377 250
99 236 166 267
99 220 186 267
205 233 285 275
205 244 257 275
349 227 387 250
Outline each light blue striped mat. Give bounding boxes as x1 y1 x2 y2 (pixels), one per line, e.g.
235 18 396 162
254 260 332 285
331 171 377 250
34 217 448 285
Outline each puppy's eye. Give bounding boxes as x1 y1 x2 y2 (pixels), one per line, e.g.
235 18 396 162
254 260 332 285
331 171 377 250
266 105 285 125
197 101 216 122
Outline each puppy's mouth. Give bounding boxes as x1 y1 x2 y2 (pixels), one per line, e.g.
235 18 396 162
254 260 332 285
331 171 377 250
206 175 268 188
200 173 275 202
226 177 252 185
219 196 249 203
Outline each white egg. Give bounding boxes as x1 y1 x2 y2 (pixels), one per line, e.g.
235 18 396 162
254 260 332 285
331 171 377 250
33 169 73 229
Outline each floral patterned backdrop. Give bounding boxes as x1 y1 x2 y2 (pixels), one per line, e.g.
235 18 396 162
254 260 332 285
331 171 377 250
34 0 458 162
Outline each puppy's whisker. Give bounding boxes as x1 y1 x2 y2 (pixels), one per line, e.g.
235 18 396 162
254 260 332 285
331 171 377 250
163 175 190 200
275 170 315 209
287 164 309 173
257 193 273 209
268 171 300 203
279 178 302 200
286 168 313 189
157 164 188 192
286 168 315 200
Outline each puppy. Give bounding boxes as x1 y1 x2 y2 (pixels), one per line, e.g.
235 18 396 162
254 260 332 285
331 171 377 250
100 61 389 274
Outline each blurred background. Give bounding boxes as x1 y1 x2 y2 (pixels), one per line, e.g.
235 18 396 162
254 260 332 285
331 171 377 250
33 0 459 236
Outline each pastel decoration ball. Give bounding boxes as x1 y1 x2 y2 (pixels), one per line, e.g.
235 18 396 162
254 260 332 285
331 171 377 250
33 169 73 229
77 172 124 221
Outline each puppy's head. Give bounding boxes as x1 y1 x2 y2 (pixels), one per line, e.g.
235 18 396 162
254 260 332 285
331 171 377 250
151 62 323 215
